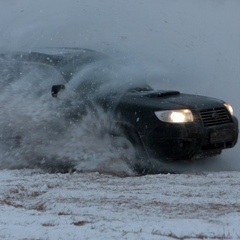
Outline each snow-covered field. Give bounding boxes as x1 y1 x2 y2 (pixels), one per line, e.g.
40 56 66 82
1 169 240 240
0 0 240 239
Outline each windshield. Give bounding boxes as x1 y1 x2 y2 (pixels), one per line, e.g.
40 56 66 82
127 85 153 93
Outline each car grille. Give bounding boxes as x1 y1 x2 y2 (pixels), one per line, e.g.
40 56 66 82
200 107 231 127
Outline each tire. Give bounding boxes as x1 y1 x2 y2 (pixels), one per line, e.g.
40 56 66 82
110 124 152 175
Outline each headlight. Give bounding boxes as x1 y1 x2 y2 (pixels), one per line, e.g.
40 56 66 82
224 103 234 116
154 109 194 123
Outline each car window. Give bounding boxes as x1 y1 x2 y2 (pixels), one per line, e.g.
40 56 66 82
0 58 65 96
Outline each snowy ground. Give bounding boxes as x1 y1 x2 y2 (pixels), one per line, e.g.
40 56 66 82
0 169 240 240
0 0 240 239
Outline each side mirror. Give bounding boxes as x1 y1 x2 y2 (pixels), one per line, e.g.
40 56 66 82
51 84 65 97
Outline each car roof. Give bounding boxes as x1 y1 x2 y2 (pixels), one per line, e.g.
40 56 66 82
32 47 98 55
0 48 108 81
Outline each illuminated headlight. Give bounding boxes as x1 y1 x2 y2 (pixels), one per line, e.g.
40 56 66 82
154 109 194 123
224 103 234 115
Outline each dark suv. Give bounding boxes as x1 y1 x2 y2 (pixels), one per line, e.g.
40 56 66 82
1 48 238 168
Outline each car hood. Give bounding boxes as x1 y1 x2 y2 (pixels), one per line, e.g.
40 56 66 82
121 90 226 111
166 93 225 111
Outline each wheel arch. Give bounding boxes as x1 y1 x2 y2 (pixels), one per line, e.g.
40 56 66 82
113 121 149 158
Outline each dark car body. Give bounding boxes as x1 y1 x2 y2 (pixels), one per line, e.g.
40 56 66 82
114 90 238 160
1 48 238 165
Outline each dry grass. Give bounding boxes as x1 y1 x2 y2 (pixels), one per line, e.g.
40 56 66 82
58 212 71 216
30 203 46 212
72 221 91 226
1 199 24 208
41 223 55 227
151 230 232 239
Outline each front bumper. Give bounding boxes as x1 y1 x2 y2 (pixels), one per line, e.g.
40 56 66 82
146 116 238 161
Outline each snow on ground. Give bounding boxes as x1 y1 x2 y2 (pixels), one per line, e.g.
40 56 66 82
0 169 240 240
0 1 240 239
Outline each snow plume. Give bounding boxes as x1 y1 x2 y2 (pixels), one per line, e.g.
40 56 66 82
0 57 139 176
0 51 239 176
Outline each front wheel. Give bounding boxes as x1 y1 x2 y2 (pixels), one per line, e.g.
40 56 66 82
110 125 152 174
